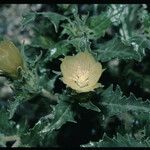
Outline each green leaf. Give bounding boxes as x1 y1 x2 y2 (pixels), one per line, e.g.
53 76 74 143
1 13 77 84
8 93 28 119
0 108 16 135
129 35 150 57
21 124 45 147
8 98 21 119
101 84 150 116
66 37 91 52
81 133 150 147
79 101 101 112
38 12 67 32
96 36 142 62
21 12 36 29
21 128 58 147
31 35 55 49
51 40 70 58
21 101 75 146
21 11 67 33
8 87 36 120
87 12 112 38
44 40 70 61
39 101 76 134
60 14 95 41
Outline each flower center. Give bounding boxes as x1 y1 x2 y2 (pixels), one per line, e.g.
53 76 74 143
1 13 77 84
72 69 89 88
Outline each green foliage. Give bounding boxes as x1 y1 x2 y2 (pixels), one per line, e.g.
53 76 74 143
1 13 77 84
96 36 143 62
1 4 150 148
37 12 67 33
81 133 150 147
39 101 76 134
101 84 150 117
22 11 67 32
87 12 112 38
20 101 75 147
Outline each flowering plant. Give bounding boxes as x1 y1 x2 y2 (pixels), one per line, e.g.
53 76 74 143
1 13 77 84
1 4 150 147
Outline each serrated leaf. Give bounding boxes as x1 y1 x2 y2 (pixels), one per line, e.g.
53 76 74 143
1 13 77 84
87 13 112 38
38 12 67 32
8 94 26 119
20 113 50 147
21 126 58 147
79 101 101 112
129 35 150 57
39 101 76 134
21 112 54 146
101 84 150 116
21 11 67 33
8 88 35 120
96 36 141 62
8 99 20 119
60 14 95 42
81 133 150 147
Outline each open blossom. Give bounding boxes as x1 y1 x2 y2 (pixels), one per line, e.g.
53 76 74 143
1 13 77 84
60 51 105 93
0 40 24 78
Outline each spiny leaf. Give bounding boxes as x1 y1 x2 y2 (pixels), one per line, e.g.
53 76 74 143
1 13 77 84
87 12 112 38
38 12 67 32
21 11 67 33
8 99 20 120
79 101 101 112
96 36 141 62
101 84 150 116
60 14 95 41
81 133 150 147
129 35 150 57
8 92 29 119
21 108 56 146
39 101 76 134
20 112 52 147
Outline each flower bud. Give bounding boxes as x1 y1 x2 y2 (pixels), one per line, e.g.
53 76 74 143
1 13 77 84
0 40 24 78
60 51 105 93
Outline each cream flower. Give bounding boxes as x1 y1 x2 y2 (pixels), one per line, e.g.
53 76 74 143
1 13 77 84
0 40 24 78
60 51 105 93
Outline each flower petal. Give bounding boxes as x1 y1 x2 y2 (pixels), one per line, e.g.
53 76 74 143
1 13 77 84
60 51 104 93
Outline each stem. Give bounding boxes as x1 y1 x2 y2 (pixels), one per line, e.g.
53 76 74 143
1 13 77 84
41 89 58 105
